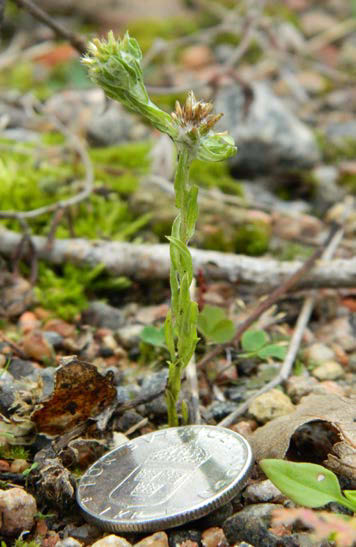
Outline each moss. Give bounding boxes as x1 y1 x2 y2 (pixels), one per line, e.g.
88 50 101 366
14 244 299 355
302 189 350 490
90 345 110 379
233 222 271 256
338 173 356 194
190 159 244 197
0 58 89 100
127 17 199 54
278 242 313 261
213 34 263 63
0 445 29 460
34 262 130 320
0 139 152 238
264 2 301 29
316 132 356 163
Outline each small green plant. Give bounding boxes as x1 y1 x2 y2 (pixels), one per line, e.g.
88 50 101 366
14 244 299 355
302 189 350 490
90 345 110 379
197 305 235 344
241 329 287 360
260 459 356 513
82 32 236 426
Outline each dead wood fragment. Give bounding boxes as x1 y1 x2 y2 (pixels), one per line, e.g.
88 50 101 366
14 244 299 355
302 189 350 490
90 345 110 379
0 227 354 289
249 393 356 466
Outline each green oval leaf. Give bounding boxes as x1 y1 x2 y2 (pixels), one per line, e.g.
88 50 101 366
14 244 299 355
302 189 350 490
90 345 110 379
260 460 350 509
140 325 166 347
258 344 288 361
241 329 269 352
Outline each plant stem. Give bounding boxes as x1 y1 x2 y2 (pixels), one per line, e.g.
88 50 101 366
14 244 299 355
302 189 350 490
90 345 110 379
165 144 199 426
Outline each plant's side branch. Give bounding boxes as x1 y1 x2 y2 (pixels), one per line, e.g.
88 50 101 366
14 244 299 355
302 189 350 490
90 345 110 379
0 226 355 289
12 0 87 55
197 222 342 370
218 223 346 427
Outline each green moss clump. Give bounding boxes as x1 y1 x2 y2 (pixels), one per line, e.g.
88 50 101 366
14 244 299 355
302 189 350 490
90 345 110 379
0 58 89 100
264 2 301 28
190 159 244 197
278 242 314 261
0 445 29 460
127 17 199 54
338 172 356 194
34 262 130 320
316 133 356 164
0 139 152 238
233 222 271 256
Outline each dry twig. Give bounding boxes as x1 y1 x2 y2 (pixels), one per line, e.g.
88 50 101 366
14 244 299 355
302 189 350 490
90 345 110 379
218 222 346 427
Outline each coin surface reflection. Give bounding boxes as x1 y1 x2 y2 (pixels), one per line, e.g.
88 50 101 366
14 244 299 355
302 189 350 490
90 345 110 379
77 425 253 532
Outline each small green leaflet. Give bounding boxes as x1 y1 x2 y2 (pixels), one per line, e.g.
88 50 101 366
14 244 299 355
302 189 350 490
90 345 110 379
241 329 268 352
260 460 356 512
197 305 236 344
241 329 287 361
140 325 166 348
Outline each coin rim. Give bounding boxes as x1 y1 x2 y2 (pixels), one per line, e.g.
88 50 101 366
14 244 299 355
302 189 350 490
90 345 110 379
77 425 254 533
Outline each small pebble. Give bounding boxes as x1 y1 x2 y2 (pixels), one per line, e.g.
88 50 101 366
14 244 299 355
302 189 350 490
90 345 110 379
134 531 168 547
303 343 335 366
43 330 64 348
201 527 229 547
18 311 39 333
0 354 6 367
10 459 30 473
230 420 257 437
248 389 294 423
181 45 213 69
0 487 37 536
23 330 54 362
91 535 132 546
0 459 10 471
312 361 344 381
243 479 285 504
56 539 82 547
286 375 319 401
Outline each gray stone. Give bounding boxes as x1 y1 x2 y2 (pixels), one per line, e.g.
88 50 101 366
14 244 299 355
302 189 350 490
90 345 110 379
243 479 285 504
82 301 125 330
115 324 143 349
8 358 37 379
0 371 16 412
326 121 356 141
38 367 56 398
0 487 37 536
117 410 144 432
223 504 299 546
168 529 201 547
87 102 149 146
215 83 320 174
43 330 64 348
141 370 168 417
206 400 238 421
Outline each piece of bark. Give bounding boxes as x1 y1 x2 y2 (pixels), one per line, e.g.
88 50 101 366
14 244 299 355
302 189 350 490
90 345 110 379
250 393 356 467
0 227 355 289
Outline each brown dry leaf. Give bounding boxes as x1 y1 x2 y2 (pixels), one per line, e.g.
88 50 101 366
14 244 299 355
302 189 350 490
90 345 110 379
249 393 356 468
32 358 116 435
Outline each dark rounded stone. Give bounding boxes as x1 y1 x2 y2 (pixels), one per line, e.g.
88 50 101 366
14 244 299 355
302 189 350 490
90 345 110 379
43 331 63 349
8 358 37 379
206 401 238 421
168 528 202 547
223 504 300 547
82 301 124 330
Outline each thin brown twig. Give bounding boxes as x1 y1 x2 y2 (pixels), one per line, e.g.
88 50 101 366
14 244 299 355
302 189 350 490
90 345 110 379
12 0 87 55
218 222 345 428
197 222 340 370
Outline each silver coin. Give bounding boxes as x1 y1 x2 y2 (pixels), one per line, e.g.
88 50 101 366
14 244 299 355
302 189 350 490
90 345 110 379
77 425 253 533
